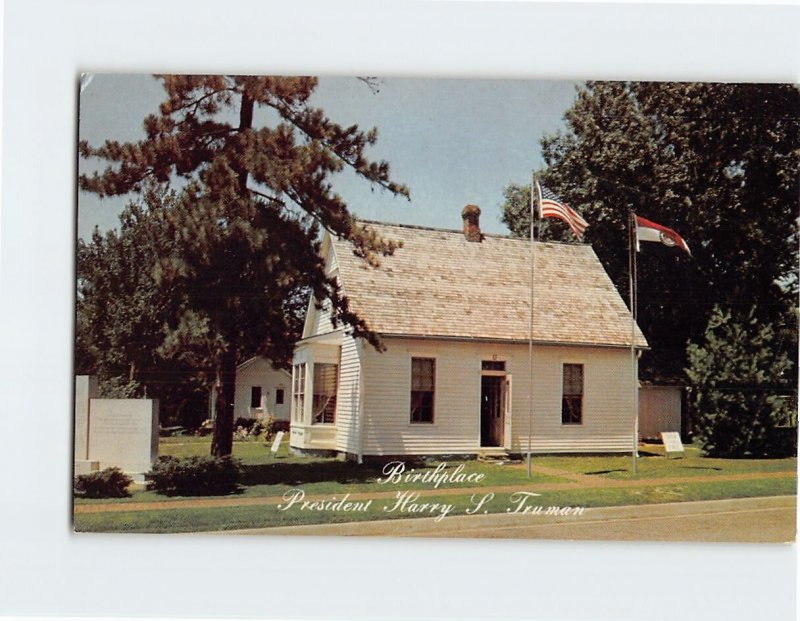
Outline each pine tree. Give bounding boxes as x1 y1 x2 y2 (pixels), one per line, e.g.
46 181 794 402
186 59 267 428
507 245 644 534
79 75 409 456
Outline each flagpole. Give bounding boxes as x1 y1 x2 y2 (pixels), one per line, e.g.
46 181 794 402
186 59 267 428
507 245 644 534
527 172 535 479
628 210 639 474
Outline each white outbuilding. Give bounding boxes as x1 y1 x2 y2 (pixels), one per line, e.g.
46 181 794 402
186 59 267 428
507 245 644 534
233 357 291 422
290 206 648 460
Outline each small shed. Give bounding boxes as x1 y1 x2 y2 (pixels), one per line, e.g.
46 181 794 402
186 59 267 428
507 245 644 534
233 357 292 421
638 385 682 440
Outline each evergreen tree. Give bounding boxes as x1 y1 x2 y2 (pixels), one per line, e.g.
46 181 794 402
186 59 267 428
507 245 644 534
686 306 796 457
79 75 409 455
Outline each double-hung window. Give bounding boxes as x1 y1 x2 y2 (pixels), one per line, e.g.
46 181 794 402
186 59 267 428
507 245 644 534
312 363 338 424
561 363 584 425
410 357 435 424
292 363 306 422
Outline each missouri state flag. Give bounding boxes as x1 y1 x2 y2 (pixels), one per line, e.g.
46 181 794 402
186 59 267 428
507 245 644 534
635 215 691 255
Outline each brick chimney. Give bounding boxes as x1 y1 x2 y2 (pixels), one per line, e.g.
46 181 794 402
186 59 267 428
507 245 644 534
461 204 482 242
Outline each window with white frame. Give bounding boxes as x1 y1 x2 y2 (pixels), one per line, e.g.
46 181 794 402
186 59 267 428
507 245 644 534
561 363 584 425
410 357 435 424
292 363 306 422
312 363 338 424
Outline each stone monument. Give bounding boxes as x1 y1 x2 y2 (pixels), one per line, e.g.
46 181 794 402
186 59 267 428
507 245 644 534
74 375 99 476
74 375 159 482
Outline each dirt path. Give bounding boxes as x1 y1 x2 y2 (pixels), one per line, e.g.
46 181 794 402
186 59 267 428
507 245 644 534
74 467 796 514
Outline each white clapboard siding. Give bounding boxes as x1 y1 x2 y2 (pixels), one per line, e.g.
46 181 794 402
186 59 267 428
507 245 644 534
303 238 339 338
360 339 479 455
334 334 362 454
233 357 291 421
310 299 334 335
357 337 636 455
514 345 636 453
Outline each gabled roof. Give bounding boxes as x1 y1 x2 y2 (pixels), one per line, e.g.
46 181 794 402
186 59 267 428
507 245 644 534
329 221 648 349
236 356 292 376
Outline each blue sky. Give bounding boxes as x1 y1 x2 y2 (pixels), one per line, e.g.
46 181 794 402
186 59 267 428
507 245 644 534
78 75 580 239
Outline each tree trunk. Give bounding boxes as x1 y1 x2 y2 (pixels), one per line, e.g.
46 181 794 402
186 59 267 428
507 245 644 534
211 349 238 456
211 88 255 457
237 92 254 195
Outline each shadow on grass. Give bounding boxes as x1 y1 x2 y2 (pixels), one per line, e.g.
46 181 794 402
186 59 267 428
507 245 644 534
584 469 627 476
680 465 723 471
240 460 383 487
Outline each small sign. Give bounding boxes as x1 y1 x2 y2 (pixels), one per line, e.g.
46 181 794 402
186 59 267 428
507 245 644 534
270 430 285 455
661 431 684 457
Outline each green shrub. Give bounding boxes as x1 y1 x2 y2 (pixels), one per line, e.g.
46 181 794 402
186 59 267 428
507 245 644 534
264 416 290 440
232 416 287 440
234 417 254 430
250 418 267 437
686 306 796 458
74 467 133 498
145 455 242 496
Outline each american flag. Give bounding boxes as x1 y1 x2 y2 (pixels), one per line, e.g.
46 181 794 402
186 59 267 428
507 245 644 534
535 181 588 239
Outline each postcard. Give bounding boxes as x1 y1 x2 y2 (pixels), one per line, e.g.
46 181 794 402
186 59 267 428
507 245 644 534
73 74 798 542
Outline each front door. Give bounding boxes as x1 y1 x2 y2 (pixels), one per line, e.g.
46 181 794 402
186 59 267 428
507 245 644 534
481 375 504 447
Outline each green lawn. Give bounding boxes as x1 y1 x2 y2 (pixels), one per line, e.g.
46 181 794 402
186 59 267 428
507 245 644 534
75 437 568 505
536 443 797 479
74 475 798 534
73 437 797 533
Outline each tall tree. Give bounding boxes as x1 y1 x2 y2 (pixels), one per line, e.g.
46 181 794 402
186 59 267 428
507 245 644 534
77 185 181 393
502 82 799 381
77 185 212 426
80 75 409 456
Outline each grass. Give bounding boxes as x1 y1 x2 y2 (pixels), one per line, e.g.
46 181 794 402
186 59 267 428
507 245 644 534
536 443 797 479
74 476 798 534
75 436 568 505
73 436 797 533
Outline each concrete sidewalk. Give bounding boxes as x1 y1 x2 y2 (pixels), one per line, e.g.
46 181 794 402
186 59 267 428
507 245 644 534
210 495 797 543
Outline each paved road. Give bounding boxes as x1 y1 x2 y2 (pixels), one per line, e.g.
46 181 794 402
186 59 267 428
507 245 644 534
215 495 796 543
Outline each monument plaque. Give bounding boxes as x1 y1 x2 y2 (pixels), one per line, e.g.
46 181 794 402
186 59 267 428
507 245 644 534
661 431 685 458
270 430 285 455
87 398 159 481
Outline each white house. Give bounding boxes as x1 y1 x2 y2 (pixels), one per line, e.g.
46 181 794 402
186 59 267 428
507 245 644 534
290 206 648 460
233 357 291 421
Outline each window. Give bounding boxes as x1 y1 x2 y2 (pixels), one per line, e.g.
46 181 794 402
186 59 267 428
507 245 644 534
562 364 584 425
481 360 506 372
410 358 435 424
292 364 306 422
312 363 338 424
250 386 262 409
275 388 285 405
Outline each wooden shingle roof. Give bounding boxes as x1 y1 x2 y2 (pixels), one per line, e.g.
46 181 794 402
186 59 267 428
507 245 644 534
331 221 648 349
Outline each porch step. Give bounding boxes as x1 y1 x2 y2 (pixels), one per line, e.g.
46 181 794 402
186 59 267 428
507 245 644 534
477 450 512 464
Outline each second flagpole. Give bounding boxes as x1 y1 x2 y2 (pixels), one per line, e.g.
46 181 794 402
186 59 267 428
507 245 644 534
628 210 639 474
